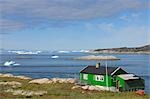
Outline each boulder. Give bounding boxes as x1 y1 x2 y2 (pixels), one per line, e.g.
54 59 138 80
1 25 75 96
5 89 47 97
29 78 50 84
15 76 32 80
0 73 32 80
88 86 97 91
71 85 81 89
51 78 59 83
0 81 22 88
66 78 77 83
81 85 89 90
0 73 13 77
135 90 145 96
51 78 77 84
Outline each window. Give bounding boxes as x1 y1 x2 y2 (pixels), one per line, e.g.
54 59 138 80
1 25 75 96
95 75 104 81
112 77 116 82
83 74 88 80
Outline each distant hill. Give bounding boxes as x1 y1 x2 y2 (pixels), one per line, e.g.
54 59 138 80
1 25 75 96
90 45 150 54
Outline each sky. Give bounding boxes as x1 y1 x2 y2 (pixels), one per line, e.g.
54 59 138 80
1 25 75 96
0 0 150 50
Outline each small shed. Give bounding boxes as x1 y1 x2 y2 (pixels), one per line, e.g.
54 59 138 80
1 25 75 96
116 74 144 91
80 63 145 92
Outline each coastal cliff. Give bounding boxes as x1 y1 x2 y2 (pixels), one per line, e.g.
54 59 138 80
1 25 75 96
89 45 150 54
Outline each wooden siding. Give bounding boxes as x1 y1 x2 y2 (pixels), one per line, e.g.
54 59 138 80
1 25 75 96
80 73 114 87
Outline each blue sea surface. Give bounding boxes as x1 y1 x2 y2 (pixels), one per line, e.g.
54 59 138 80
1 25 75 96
0 52 149 93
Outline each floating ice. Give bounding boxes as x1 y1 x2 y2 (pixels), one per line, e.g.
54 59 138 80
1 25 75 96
58 51 70 53
51 55 59 59
4 61 20 66
9 50 42 55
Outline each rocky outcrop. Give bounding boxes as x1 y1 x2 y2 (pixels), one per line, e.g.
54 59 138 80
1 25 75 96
0 81 22 88
0 73 31 80
51 78 77 83
15 75 31 80
29 78 52 84
71 85 81 89
0 73 14 77
29 78 77 84
71 85 116 92
5 89 47 97
75 55 120 60
91 45 150 54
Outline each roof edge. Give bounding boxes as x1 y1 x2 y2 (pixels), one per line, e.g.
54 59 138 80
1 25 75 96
80 65 89 73
111 67 121 76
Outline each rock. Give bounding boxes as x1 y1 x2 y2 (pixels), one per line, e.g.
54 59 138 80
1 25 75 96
29 78 50 84
88 86 97 91
66 78 77 83
12 90 24 95
5 89 47 96
81 85 89 90
47 80 53 84
29 78 76 84
0 73 31 80
34 91 47 96
15 76 31 80
58 78 66 83
51 78 59 83
0 73 13 77
76 85 114 91
51 78 77 84
75 55 120 60
135 90 145 96
0 81 22 88
71 85 81 89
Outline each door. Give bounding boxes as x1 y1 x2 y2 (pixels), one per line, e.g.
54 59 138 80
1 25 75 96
116 80 123 92
116 80 120 92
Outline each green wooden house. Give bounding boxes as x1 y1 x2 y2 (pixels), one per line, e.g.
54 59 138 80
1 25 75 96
80 63 144 92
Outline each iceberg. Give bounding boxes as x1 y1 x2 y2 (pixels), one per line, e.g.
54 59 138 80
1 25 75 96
58 51 70 53
79 50 89 53
3 61 20 66
9 50 42 55
51 55 59 59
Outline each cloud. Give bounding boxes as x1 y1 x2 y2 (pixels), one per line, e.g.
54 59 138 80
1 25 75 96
0 19 26 34
85 21 149 44
98 23 115 32
98 23 149 45
0 0 148 33
120 13 141 22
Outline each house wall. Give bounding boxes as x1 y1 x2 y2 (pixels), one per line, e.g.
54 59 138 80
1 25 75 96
116 76 145 91
80 73 114 87
124 79 145 91
116 76 125 91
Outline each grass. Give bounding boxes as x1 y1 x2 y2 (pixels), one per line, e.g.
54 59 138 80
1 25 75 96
0 77 149 99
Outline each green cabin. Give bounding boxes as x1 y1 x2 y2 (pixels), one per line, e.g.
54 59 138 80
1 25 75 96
80 63 144 92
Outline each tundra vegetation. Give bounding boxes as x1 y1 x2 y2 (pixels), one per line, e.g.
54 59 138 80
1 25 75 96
0 74 149 99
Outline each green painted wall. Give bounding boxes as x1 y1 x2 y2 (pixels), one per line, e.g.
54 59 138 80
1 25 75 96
116 76 125 89
80 73 114 87
115 76 145 91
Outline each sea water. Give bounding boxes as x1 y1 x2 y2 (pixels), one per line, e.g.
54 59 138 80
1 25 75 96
0 52 149 93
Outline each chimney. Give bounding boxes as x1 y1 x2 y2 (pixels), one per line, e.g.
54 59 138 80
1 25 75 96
96 63 100 69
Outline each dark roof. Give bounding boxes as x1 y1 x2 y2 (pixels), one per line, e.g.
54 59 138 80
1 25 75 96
80 66 119 75
125 79 144 88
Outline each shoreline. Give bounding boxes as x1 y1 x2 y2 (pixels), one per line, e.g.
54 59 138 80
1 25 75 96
88 51 150 54
0 73 150 99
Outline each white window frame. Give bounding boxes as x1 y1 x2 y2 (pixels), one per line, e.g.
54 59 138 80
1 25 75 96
95 75 104 81
83 74 88 80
